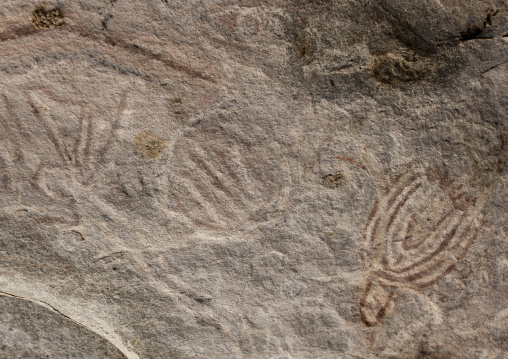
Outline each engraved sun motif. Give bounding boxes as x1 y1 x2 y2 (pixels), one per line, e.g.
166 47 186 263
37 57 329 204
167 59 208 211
359 166 482 326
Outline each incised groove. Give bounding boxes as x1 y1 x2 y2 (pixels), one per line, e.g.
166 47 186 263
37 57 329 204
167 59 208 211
0 24 217 83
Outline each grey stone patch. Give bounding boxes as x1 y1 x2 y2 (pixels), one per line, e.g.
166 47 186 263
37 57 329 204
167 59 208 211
1 0 508 357
0 295 126 358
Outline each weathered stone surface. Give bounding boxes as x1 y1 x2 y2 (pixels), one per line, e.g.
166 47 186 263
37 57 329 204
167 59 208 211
0 0 507 358
0 295 126 358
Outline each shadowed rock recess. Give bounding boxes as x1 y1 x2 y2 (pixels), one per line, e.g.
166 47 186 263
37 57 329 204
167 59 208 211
1 0 507 358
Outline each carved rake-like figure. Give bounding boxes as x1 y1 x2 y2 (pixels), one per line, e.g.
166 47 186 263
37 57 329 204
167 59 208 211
0 27 222 228
0 87 127 226
359 167 482 326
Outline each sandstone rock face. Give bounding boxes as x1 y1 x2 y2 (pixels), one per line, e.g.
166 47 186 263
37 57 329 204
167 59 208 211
1 1 507 358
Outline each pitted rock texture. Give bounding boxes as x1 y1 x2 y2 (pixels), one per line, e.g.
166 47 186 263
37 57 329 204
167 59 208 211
1 0 508 358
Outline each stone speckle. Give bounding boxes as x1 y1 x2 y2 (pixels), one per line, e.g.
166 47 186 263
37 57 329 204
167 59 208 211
1 0 508 358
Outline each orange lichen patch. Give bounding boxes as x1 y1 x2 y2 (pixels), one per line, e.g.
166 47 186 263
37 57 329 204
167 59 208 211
322 171 343 188
32 4 65 29
134 131 166 159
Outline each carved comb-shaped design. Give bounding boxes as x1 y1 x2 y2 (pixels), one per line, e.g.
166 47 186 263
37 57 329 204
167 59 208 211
165 120 290 232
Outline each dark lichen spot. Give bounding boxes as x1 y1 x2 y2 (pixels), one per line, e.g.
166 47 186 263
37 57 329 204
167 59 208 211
460 9 499 41
134 131 166 159
32 3 65 29
459 25 483 41
291 16 317 65
370 51 438 84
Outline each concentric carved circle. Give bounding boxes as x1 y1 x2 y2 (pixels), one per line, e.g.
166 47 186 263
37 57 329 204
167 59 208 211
358 166 484 326
362 167 481 290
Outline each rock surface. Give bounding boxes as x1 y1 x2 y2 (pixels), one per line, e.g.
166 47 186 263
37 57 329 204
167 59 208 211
1 0 508 358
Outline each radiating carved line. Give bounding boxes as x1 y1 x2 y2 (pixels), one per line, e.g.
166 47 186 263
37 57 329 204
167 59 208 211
26 94 68 165
1 95 29 162
83 115 93 172
186 150 244 210
385 182 423 234
208 147 247 193
168 183 220 228
168 124 286 231
2 94 30 141
97 91 127 167
0 155 11 193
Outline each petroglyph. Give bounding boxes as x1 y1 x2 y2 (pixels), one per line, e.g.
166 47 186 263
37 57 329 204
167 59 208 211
1 0 508 357
0 33 216 228
360 166 482 326
0 86 128 226
163 119 290 232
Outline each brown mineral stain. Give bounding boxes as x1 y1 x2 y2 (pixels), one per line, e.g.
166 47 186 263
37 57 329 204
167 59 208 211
219 13 239 32
134 131 166 159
